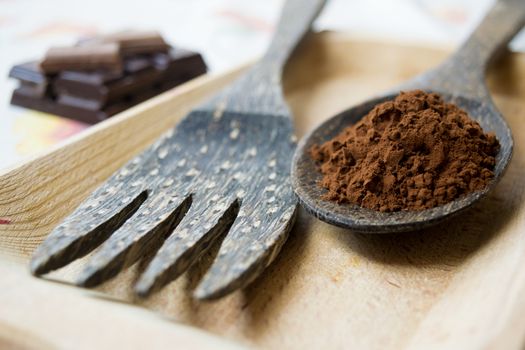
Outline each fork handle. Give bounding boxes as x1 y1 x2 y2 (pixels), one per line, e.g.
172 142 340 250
261 0 327 71
200 0 327 116
403 0 525 98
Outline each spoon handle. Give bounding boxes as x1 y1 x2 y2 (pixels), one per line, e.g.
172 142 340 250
406 0 525 98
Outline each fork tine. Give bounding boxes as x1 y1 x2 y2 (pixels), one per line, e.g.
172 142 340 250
76 192 191 287
30 181 148 276
193 202 298 300
134 195 238 297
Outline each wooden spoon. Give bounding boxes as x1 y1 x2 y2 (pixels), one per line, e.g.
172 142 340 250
292 0 525 233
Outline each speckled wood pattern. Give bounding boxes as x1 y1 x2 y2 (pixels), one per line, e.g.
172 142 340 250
30 0 327 299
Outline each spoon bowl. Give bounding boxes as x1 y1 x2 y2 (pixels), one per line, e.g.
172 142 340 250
291 91 513 233
292 0 524 233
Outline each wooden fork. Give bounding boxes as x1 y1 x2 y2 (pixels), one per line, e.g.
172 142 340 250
30 0 327 300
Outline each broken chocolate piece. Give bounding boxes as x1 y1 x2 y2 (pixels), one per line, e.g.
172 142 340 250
40 43 122 74
53 49 207 107
78 30 170 56
10 50 207 124
9 30 208 124
11 86 157 124
8 62 49 97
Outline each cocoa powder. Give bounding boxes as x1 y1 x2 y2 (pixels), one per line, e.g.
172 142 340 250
310 90 500 212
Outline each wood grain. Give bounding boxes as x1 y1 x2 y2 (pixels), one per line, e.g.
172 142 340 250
1 32 525 349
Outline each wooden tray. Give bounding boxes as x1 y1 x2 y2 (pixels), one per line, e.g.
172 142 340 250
1 32 525 350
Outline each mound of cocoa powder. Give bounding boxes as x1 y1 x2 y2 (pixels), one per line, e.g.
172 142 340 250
310 90 500 212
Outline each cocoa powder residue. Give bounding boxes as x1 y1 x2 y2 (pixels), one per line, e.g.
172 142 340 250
310 90 500 212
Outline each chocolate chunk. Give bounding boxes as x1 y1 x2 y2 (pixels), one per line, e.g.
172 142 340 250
8 62 49 97
10 87 156 124
17 82 49 98
57 94 102 111
78 30 170 56
125 56 153 73
40 43 122 74
11 87 121 124
11 78 192 124
53 49 207 107
153 48 207 75
9 61 46 84
9 38 208 124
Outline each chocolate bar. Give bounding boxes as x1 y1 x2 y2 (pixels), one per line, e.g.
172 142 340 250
9 29 207 124
10 48 207 124
55 49 206 107
53 49 207 107
40 43 122 74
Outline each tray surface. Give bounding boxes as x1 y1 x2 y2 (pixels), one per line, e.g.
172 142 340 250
1 32 525 349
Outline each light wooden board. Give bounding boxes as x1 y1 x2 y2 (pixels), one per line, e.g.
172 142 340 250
1 31 525 350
